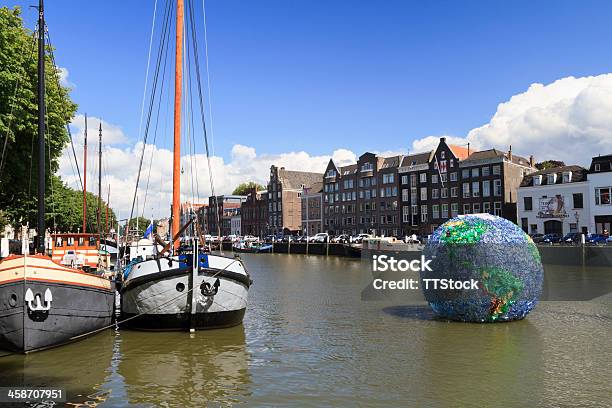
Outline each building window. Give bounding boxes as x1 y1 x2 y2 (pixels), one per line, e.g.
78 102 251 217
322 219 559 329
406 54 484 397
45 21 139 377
482 166 490 177
411 205 418 215
494 202 502 216
462 183 470 198
450 187 458 198
493 179 502 196
441 204 448 218
547 173 557 185
492 165 501 175
421 205 428 222
572 193 583 209
420 173 427 183
595 187 611 205
462 169 470 179
463 203 471 214
562 172 572 183
482 180 490 197
533 175 542 186
473 203 480 213
472 168 479 178
432 205 439 219
432 189 439 199
401 175 408 185
402 189 409 202
410 174 417 187
450 172 457 182
483 202 491 214
524 196 533 211
530 224 537 233
402 206 409 222
472 182 480 197
441 188 448 198
361 163 373 172
432 174 438 184
441 151 445 159
521 218 528 233
440 173 447 183
595 163 601 172
569 223 577 232
420 187 427 201
451 203 459 217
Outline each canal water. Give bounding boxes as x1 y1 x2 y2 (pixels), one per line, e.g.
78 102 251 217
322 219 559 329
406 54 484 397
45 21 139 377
0 254 610 407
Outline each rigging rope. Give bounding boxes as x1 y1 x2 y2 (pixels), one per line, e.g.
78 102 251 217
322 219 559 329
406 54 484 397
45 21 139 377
187 0 221 238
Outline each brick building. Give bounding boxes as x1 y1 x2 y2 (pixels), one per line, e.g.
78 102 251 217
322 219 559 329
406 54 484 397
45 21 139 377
267 165 322 235
399 137 536 236
323 153 403 236
301 182 323 236
207 195 246 236
241 187 268 237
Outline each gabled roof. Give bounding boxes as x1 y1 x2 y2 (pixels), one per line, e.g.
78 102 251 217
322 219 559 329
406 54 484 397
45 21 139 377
520 165 587 187
448 145 470 160
279 169 323 189
465 148 532 167
589 154 612 173
400 151 433 167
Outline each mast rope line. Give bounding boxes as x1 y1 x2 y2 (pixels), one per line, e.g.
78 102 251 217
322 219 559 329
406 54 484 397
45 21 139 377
45 25 84 192
67 257 241 341
186 0 221 238
0 29 38 181
126 0 173 241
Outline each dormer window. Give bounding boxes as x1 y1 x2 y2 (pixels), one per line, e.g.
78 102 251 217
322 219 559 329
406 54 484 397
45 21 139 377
562 171 572 183
547 173 557 184
595 163 601 172
361 163 373 172
533 175 542 186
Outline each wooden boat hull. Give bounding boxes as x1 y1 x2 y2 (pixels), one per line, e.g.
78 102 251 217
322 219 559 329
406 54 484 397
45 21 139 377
120 254 250 331
0 255 115 353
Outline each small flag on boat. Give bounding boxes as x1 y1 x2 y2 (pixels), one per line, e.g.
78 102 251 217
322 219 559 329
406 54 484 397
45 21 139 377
144 222 154 239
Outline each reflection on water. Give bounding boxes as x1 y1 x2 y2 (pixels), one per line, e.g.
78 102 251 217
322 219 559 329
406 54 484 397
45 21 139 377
0 254 609 407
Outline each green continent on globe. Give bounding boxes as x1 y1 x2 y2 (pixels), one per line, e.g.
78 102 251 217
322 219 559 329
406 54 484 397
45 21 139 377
439 220 490 245
480 267 524 320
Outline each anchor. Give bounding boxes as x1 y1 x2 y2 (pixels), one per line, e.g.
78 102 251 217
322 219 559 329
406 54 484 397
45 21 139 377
25 288 53 312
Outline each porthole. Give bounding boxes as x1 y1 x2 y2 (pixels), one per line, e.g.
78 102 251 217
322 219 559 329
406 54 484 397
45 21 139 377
8 293 17 307
176 282 185 292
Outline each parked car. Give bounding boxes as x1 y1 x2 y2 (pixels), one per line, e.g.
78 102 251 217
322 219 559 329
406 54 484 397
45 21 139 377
333 234 351 243
541 233 562 244
312 232 329 243
353 233 373 244
561 232 582 244
529 233 545 243
586 234 607 244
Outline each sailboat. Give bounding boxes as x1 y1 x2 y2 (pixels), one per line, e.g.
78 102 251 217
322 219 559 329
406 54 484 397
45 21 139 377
0 0 115 353
119 0 251 330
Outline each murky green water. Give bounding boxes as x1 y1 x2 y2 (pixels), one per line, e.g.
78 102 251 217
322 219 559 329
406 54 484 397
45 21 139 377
0 254 610 407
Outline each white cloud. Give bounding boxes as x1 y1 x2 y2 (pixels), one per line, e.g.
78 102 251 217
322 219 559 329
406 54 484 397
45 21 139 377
59 127 356 219
69 114 129 146
411 74 612 164
57 67 75 88
410 135 468 154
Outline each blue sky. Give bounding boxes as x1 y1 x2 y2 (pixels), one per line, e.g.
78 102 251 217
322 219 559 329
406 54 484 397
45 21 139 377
7 0 612 158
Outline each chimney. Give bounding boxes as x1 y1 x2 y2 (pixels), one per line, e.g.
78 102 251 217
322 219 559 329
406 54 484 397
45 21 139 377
529 155 534 168
440 137 446 143
508 145 513 161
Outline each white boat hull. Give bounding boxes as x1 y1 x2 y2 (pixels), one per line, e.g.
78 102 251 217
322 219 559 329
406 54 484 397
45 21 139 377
120 254 250 330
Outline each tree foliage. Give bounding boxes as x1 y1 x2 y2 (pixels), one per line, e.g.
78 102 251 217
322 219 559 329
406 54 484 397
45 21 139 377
535 160 566 171
0 7 78 227
232 181 264 196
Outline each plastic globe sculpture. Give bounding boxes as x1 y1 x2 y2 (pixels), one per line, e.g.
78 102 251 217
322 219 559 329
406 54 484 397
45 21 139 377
421 213 543 322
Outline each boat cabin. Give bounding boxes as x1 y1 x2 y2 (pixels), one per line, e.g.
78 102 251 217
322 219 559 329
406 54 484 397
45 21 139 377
51 233 102 271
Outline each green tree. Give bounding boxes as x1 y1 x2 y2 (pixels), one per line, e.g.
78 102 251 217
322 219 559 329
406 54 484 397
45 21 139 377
0 7 77 227
0 209 7 232
232 181 264 195
535 160 565 171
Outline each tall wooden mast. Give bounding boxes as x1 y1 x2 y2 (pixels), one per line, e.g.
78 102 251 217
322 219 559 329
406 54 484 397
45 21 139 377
82 114 88 233
172 0 184 249
36 0 45 254
97 122 102 237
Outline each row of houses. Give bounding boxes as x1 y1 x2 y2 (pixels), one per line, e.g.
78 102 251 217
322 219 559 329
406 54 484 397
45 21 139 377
177 137 612 238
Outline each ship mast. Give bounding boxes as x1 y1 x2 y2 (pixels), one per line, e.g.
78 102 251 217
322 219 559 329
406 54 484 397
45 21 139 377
172 0 184 250
83 114 88 233
98 123 102 238
36 0 46 254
